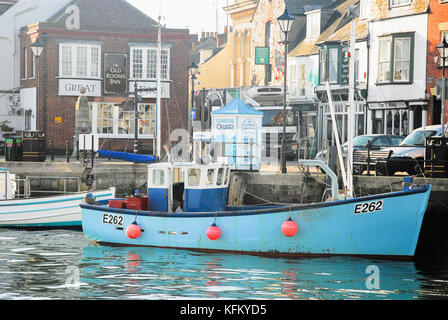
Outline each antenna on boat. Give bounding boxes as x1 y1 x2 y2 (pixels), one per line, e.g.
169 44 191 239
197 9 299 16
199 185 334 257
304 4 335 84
346 21 356 198
325 81 348 195
156 13 162 159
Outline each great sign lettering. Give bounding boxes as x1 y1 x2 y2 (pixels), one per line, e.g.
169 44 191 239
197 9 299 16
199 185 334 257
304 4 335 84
104 53 128 95
58 79 101 97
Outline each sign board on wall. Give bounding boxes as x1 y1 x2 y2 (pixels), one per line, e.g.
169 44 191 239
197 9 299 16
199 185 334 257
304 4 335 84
59 79 101 97
104 53 127 94
255 47 270 65
129 81 171 99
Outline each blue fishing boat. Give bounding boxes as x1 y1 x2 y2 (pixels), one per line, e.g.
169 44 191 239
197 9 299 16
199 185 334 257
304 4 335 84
80 161 431 259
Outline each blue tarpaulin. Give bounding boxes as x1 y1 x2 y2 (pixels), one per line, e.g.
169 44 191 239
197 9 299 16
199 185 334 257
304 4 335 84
97 150 157 163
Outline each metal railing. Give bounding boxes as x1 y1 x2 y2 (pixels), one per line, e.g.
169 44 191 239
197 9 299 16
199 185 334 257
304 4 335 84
20 176 81 195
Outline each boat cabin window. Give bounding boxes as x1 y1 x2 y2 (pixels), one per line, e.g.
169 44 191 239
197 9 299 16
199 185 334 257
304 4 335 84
188 168 201 186
225 167 230 185
217 168 224 185
152 169 165 186
206 169 214 185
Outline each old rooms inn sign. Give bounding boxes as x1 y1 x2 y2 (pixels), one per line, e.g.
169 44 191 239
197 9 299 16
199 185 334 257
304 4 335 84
104 53 127 94
58 53 128 97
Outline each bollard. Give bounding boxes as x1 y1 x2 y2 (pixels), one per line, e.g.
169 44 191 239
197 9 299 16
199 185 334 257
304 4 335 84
65 141 69 162
91 134 94 168
50 140 54 161
366 140 372 176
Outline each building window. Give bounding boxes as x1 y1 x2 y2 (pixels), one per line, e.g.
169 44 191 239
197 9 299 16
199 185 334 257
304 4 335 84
264 22 272 84
289 63 297 97
354 48 360 82
390 0 412 7
61 46 72 76
91 47 99 77
319 46 341 84
393 37 411 81
378 37 392 82
319 49 327 83
22 47 28 79
59 43 101 79
91 103 156 138
31 55 36 79
306 11 321 39
76 46 87 77
377 33 414 84
130 47 170 81
328 48 339 83
96 103 114 134
299 64 306 96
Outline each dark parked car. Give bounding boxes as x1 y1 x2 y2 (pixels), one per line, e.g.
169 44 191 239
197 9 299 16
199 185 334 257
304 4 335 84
285 134 298 160
315 134 405 162
379 125 445 176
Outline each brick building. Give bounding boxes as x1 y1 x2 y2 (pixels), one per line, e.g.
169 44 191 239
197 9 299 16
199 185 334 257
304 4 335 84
19 0 190 155
426 0 448 126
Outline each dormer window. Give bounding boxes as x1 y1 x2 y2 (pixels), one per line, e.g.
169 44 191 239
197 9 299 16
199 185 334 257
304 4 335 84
359 0 370 19
306 10 321 39
390 0 412 8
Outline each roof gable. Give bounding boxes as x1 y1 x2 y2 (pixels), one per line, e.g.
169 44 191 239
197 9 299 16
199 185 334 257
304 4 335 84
47 0 157 32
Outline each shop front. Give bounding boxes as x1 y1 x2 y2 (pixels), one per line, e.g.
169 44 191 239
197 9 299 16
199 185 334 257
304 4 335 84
367 101 425 137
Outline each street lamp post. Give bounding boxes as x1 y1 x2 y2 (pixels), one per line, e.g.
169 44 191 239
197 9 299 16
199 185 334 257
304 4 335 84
437 37 448 137
189 62 199 151
30 37 45 132
277 8 294 174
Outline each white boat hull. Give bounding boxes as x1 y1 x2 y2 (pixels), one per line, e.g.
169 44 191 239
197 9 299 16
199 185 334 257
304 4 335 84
0 188 115 228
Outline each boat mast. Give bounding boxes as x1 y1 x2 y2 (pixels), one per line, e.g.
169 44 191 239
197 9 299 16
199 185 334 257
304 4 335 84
347 21 356 198
325 81 348 194
156 14 162 159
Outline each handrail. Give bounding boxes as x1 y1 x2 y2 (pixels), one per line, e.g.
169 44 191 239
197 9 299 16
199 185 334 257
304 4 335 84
299 159 339 200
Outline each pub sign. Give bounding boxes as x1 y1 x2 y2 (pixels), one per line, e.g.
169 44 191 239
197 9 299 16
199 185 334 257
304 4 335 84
104 53 128 94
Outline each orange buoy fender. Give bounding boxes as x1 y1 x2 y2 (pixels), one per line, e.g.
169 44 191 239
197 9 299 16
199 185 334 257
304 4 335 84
281 218 298 237
126 222 142 239
206 223 221 240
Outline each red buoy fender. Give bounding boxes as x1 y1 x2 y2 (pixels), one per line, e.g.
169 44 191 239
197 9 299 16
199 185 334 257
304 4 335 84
126 222 142 239
281 218 298 237
206 223 221 240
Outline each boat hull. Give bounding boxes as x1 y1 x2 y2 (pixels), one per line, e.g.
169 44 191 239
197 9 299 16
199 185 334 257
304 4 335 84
0 188 116 228
81 186 431 259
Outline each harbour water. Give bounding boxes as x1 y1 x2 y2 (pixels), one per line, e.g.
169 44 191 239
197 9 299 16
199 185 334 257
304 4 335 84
0 228 448 301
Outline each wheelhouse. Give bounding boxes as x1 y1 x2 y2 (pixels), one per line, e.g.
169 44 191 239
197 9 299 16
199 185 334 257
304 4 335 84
147 162 231 213
0 169 16 200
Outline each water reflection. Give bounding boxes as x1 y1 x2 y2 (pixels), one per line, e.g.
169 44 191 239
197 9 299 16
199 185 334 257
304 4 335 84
0 229 448 300
78 244 430 300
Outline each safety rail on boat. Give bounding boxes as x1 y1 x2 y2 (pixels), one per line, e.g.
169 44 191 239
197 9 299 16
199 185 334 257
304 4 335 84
19 176 81 196
14 178 31 198
298 159 339 201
